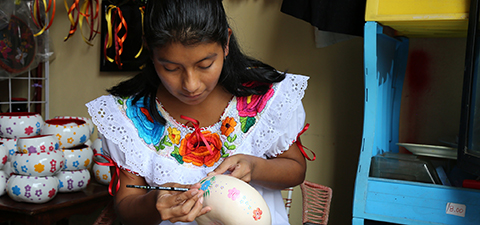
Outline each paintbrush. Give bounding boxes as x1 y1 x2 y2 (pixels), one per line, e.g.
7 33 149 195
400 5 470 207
126 184 189 192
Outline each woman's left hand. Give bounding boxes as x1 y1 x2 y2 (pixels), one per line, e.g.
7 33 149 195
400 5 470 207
208 154 258 183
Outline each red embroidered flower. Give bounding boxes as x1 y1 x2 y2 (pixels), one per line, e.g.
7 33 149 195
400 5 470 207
237 85 274 117
179 131 222 167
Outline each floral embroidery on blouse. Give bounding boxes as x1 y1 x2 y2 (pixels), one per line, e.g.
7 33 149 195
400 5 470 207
119 83 276 168
179 131 222 167
236 85 274 133
124 97 164 146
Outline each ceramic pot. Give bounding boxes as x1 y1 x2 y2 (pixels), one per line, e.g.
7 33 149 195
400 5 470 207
0 170 7 197
0 112 44 139
6 175 59 203
92 155 111 185
91 138 103 155
3 160 14 178
17 134 58 153
12 150 65 176
195 175 271 225
62 144 93 171
0 137 17 161
55 169 90 192
42 118 91 149
53 116 95 136
0 143 7 169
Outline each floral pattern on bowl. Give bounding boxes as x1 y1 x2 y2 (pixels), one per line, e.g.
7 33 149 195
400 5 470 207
0 112 44 139
62 144 93 171
55 169 90 192
12 150 65 176
6 175 59 204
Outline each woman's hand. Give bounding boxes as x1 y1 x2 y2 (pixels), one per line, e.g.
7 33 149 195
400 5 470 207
156 183 211 223
208 154 258 183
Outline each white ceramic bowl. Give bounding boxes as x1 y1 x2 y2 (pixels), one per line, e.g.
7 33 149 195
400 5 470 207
12 150 65 176
17 134 58 153
6 175 59 203
55 169 91 192
0 143 7 169
0 112 44 139
54 116 95 136
91 138 103 155
92 155 111 185
195 175 271 225
62 144 93 171
0 137 17 161
0 170 7 197
42 118 91 149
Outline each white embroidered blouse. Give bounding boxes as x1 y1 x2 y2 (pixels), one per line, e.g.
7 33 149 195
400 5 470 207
86 73 309 225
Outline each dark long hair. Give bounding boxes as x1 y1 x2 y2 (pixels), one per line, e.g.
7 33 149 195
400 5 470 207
108 0 286 124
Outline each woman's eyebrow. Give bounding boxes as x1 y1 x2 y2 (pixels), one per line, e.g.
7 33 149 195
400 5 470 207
158 53 218 65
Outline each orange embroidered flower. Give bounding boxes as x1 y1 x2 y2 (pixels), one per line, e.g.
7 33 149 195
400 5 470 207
168 127 181 145
221 117 237 137
179 131 222 167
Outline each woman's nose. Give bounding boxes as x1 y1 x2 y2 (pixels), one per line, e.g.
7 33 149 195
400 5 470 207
183 70 200 93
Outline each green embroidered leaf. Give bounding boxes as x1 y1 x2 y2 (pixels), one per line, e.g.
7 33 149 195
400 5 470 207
159 145 165 150
171 147 183 164
240 117 247 132
221 147 226 155
222 153 230 158
227 145 236 150
230 134 237 142
165 142 172 147
117 99 124 105
241 117 256 133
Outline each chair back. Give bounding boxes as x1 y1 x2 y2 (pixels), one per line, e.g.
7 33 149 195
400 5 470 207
300 180 333 225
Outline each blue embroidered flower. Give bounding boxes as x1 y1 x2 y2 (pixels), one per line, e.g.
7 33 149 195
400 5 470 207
200 180 211 191
125 97 164 145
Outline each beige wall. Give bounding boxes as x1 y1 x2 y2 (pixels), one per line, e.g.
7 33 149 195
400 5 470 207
47 1 365 224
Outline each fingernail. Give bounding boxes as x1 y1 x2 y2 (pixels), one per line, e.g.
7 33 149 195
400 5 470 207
191 190 199 196
199 196 204 204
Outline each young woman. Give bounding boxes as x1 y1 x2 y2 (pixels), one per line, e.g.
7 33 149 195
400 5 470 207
87 0 309 224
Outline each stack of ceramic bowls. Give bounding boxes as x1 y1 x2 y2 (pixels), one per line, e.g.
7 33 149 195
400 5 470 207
8 134 63 203
0 112 45 178
0 143 8 197
42 118 93 193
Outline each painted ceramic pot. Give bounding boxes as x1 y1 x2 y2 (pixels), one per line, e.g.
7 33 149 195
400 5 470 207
0 170 7 197
62 144 93 171
17 134 58 153
55 169 90 193
6 175 59 204
0 137 17 161
53 116 95 136
91 138 103 155
0 112 44 139
12 150 65 176
195 175 271 225
42 118 91 149
92 155 111 185
0 143 7 169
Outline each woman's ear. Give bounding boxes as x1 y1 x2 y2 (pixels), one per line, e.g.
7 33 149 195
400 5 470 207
225 28 232 57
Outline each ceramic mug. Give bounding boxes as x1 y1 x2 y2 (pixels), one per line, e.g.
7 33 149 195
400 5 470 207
62 144 93 171
17 134 58 153
92 155 111 186
6 175 59 204
42 118 91 149
55 169 91 193
0 112 44 139
12 150 65 176
195 175 271 225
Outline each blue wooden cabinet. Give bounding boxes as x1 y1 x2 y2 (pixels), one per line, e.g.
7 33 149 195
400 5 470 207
352 21 480 225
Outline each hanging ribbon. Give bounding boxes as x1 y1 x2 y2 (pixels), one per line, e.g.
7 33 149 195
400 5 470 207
78 0 100 46
64 0 80 41
32 0 56 37
134 6 144 59
180 115 214 156
93 153 120 196
296 123 316 161
103 4 128 69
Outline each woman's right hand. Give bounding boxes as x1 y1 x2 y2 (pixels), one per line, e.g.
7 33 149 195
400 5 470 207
156 182 211 223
